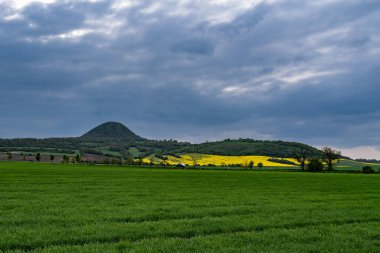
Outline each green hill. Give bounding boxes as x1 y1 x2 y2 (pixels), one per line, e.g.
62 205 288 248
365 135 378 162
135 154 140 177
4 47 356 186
173 139 322 157
80 122 143 140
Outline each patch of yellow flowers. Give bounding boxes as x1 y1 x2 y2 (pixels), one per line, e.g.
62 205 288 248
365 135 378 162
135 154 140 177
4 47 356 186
143 153 299 167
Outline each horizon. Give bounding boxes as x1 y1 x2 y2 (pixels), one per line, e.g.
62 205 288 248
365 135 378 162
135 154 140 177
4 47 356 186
0 120 374 160
1 1 380 159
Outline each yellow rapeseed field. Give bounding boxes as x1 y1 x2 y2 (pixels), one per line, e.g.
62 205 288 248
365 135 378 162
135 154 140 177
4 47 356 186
143 153 299 167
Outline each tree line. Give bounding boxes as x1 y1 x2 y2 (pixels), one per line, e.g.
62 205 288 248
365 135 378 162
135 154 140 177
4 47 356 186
295 147 340 172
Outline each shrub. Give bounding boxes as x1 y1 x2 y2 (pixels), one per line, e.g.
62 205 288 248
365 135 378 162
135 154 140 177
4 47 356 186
307 159 324 172
362 166 375 174
165 153 182 158
268 158 296 165
155 154 167 160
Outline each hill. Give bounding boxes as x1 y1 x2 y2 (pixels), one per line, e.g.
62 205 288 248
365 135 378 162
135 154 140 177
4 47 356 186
0 122 323 159
80 122 143 140
172 139 321 157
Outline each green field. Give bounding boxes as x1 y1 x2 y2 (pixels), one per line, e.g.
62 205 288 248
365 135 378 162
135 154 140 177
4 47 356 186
0 162 379 252
336 159 380 171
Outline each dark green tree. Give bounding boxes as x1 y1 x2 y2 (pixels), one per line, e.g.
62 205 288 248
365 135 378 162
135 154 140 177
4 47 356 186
307 158 324 172
50 155 55 163
257 162 263 169
136 158 143 166
321 147 341 171
362 166 375 174
7 152 12 161
125 158 134 165
63 155 69 163
248 161 254 170
35 153 41 162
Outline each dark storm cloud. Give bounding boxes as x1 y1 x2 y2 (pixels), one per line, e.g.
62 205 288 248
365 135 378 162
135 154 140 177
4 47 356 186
1 0 380 157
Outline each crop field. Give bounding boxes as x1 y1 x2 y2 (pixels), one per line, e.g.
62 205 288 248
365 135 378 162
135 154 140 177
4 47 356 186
336 159 380 171
0 162 379 253
143 153 298 167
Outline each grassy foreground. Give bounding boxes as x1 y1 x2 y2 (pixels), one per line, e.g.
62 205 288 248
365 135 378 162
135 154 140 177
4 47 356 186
0 162 379 253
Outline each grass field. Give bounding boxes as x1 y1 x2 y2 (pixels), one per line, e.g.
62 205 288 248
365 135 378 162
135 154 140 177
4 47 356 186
336 159 380 171
0 162 379 252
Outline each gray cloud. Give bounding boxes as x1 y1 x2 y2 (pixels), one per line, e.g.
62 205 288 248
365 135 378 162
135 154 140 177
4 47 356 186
1 0 380 157
172 39 214 56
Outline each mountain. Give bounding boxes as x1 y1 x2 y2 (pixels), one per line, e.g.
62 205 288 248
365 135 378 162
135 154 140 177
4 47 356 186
80 122 143 140
0 122 323 159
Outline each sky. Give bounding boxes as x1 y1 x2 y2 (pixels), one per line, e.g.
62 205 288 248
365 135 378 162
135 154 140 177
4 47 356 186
1 0 380 159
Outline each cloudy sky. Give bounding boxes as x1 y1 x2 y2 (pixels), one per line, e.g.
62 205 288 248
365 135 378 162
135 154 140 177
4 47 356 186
1 0 380 158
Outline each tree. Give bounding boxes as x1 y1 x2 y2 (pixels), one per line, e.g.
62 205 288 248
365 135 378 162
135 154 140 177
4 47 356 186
50 155 55 163
125 158 134 165
257 162 263 169
136 158 143 166
295 149 307 171
307 158 324 172
190 155 199 167
75 154 81 163
103 158 110 164
7 152 12 161
362 166 375 174
321 147 341 171
248 161 254 170
63 155 69 163
35 153 41 162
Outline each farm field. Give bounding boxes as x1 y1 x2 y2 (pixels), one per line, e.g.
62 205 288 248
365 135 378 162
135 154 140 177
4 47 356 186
0 162 379 253
143 153 298 167
336 159 380 171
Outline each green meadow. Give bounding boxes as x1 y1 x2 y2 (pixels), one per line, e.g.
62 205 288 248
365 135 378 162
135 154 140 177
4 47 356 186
0 162 379 252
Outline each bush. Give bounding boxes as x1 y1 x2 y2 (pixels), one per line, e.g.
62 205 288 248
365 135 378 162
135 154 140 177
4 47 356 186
307 159 324 172
165 153 182 158
362 166 375 174
155 154 167 160
268 158 296 165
